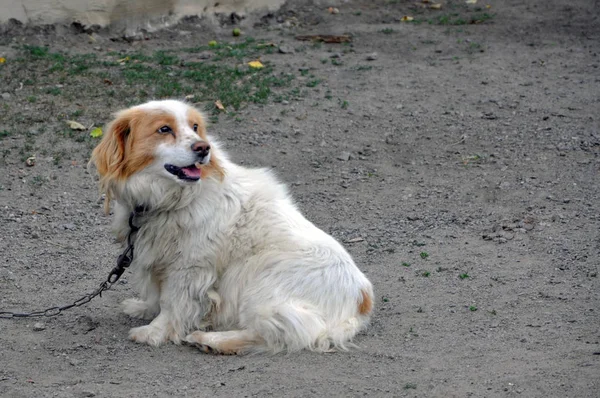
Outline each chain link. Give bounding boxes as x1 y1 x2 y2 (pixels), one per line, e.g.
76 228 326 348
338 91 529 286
0 209 143 319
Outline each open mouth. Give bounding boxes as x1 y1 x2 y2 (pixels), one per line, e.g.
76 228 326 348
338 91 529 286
164 162 202 181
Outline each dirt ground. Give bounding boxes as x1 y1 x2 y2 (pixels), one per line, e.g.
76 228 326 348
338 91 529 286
1 0 599 397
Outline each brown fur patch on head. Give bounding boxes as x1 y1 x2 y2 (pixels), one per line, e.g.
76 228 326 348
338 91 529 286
187 108 226 181
89 107 176 212
358 289 373 315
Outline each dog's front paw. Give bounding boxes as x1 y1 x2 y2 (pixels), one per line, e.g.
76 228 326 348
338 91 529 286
129 325 168 346
122 298 158 320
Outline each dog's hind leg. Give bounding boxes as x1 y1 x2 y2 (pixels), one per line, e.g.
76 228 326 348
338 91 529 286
184 330 262 355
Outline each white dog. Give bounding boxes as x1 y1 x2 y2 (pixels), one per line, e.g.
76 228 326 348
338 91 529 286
90 100 373 354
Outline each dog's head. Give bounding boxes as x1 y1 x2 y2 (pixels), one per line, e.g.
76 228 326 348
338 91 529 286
90 100 225 210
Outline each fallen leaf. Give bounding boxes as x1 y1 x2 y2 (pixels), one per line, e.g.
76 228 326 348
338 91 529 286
400 16 414 22
90 127 103 138
256 42 277 49
466 0 477 3
295 35 352 43
486 4 491 8
345 237 365 243
214 100 227 112
103 78 113 85
248 60 264 69
430 3 442 9
0 57 6 64
117 56 130 63
67 120 86 131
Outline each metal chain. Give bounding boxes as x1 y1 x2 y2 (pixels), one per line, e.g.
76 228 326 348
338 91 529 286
0 208 143 319
0 280 114 318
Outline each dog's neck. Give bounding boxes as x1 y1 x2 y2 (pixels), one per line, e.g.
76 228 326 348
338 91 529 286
115 173 218 214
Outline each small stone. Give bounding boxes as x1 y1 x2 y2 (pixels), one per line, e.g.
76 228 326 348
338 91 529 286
33 322 46 331
385 134 398 145
61 223 76 230
197 51 212 60
31 232 40 239
366 53 378 61
79 392 96 398
1 93 10 100
278 45 294 54
337 152 351 161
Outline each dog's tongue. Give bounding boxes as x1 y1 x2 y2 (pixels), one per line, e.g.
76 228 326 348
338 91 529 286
181 164 201 179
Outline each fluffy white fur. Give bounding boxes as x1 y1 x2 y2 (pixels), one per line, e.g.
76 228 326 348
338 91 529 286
93 100 373 354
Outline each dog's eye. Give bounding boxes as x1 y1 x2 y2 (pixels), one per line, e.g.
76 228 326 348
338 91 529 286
158 126 172 134
193 124 198 132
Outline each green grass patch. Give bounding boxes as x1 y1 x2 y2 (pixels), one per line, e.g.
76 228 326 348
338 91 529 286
12 39 305 116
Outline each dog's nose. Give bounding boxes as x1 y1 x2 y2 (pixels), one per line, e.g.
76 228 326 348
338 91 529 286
191 141 210 158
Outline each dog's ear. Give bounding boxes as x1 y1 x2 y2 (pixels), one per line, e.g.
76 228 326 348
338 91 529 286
89 109 134 212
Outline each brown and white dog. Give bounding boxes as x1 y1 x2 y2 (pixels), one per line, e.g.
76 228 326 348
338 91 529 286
90 100 373 354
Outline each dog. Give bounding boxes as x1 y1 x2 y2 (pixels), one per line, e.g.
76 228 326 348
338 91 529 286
90 100 373 354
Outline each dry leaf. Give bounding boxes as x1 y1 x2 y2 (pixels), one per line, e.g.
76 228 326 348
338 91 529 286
103 78 113 85
67 120 86 131
295 35 352 43
486 4 491 8
0 57 6 64
430 3 442 9
117 56 130 63
345 237 365 243
214 100 227 112
466 0 477 3
400 16 414 22
248 60 264 69
90 127 103 138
